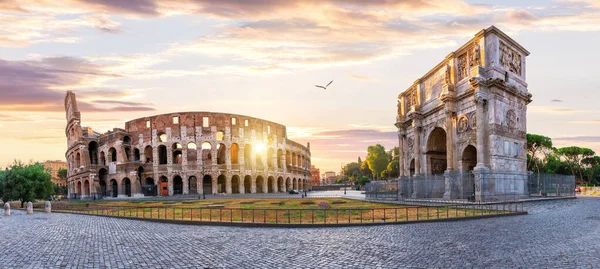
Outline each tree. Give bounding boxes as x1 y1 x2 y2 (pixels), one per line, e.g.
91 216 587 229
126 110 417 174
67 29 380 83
358 176 371 186
0 161 55 207
58 168 67 181
526 134 553 172
556 146 595 184
386 159 399 178
342 162 361 182
360 160 372 179
366 144 390 180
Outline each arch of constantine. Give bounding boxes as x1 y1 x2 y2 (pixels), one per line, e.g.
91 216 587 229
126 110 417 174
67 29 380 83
65 92 312 199
395 26 532 201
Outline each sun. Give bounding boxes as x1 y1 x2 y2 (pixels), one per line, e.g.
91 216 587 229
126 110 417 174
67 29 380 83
255 143 266 153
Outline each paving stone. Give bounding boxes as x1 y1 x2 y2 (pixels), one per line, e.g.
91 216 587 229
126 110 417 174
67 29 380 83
0 198 598 268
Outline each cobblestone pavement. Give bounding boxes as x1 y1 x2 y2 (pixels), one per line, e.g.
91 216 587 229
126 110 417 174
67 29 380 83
0 197 598 268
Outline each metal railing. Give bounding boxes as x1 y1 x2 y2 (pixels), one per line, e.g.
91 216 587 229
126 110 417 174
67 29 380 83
49 202 524 225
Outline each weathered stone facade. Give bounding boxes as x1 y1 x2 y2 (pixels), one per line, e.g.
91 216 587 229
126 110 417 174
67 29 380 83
395 26 532 200
65 92 312 199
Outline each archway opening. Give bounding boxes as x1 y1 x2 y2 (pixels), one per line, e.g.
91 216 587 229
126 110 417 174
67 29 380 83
144 146 153 164
110 179 118 197
134 148 140 161
172 143 183 164
187 142 197 163
144 177 156 196
217 143 226 165
203 175 212 195
99 180 106 197
123 178 131 197
202 142 212 167
256 176 265 193
83 180 90 196
267 148 274 169
426 127 447 175
100 151 106 165
158 145 167 164
231 175 240 193
173 176 183 195
89 141 98 165
217 175 226 193
268 176 275 193
293 178 298 190
98 168 108 197
231 143 239 165
244 175 252 193
244 145 252 169
109 147 117 162
189 176 197 194
462 145 477 172
409 159 415 176
159 176 168 196
278 176 284 192
277 149 283 169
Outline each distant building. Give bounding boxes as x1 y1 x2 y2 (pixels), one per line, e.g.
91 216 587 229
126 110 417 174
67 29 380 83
311 165 320 186
43 160 67 188
323 171 337 185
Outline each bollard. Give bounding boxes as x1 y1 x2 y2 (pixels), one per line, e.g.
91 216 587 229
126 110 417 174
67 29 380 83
27 201 33 214
44 201 51 213
3 203 10 216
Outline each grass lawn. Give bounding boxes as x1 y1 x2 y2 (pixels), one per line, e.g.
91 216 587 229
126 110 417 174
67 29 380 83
24 198 511 224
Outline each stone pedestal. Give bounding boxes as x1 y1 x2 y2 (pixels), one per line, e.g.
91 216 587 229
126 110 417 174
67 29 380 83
443 170 459 200
27 202 33 214
473 167 490 201
44 201 51 213
3 202 10 216
470 65 485 78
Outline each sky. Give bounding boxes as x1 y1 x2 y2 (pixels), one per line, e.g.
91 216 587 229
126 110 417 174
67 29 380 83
1 0 600 174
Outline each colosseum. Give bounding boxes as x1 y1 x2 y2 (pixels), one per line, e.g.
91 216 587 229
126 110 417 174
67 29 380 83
64 92 312 199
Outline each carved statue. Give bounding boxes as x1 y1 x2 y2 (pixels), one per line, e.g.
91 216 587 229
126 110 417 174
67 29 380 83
471 41 480 67
500 42 521 76
458 117 468 133
506 110 516 128
457 54 467 81
445 63 451 84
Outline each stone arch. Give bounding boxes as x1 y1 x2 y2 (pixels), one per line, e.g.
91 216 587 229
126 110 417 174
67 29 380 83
100 151 106 165
159 176 168 196
173 175 183 195
124 146 131 161
231 175 240 194
231 143 239 164
267 148 275 169
144 145 153 164
244 144 252 169
409 159 415 176
217 174 226 193
278 176 285 192
158 145 167 164
462 145 477 172
158 132 167 142
109 147 117 162
172 143 183 164
98 168 108 197
277 149 283 169
256 176 265 193
187 142 197 163
202 175 212 195
188 176 197 194
76 181 81 196
123 136 131 145
75 152 81 168
202 142 212 166
286 177 292 190
134 148 140 161
217 143 226 165
145 177 155 185
123 178 131 197
267 176 275 193
83 180 90 196
110 179 118 197
426 127 447 175
293 178 298 190
244 175 252 193
292 153 296 166
88 141 98 165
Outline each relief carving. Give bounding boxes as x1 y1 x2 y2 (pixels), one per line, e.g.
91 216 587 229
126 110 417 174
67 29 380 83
470 41 480 67
458 116 468 133
506 110 516 128
500 42 521 76
457 53 468 81
445 63 451 84
469 112 477 129
407 137 414 151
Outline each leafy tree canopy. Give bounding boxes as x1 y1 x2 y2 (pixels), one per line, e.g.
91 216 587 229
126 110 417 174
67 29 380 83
0 161 55 207
366 144 389 180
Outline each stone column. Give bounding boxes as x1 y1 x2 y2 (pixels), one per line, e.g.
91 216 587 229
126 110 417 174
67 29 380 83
211 177 217 195
475 94 487 169
398 131 405 177
239 177 245 194
272 178 278 193
251 177 256 193
225 145 231 169
414 127 422 176
183 176 189 195
168 177 173 196
239 145 245 170
281 151 287 172
445 111 455 170
226 176 232 194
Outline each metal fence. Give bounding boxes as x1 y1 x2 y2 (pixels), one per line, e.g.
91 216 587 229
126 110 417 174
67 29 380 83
366 172 575 203
48 202 523 225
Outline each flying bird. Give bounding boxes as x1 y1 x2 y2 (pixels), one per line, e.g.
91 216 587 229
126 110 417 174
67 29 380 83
315 80 333 90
